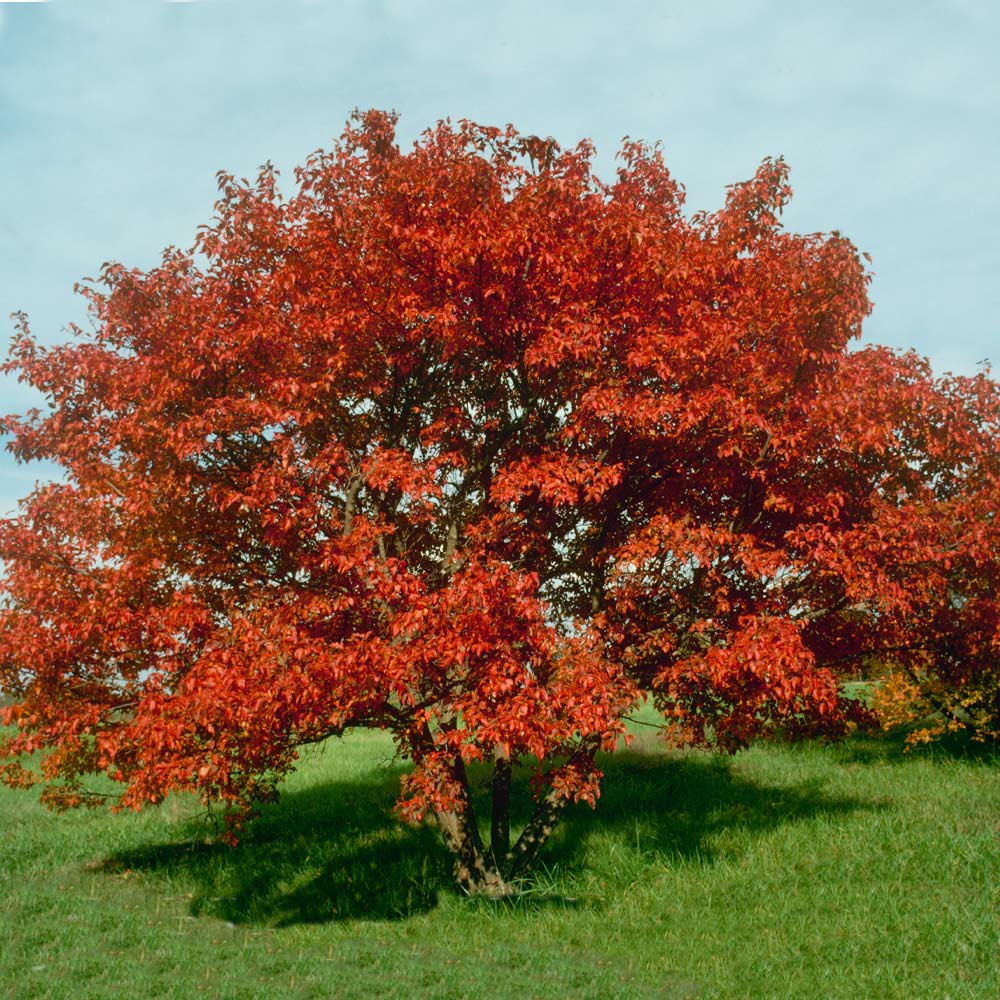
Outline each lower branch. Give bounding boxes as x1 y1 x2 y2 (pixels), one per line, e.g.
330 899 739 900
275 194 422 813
503 739 600 882
504 782 569 881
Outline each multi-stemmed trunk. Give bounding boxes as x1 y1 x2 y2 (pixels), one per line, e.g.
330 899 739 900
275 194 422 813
433 748 589 897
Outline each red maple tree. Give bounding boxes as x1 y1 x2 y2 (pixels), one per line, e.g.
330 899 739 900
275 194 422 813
2 112 998 894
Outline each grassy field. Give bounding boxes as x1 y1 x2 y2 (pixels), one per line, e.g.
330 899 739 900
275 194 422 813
1 716 998 1000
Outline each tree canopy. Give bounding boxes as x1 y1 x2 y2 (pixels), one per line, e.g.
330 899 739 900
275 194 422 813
3 111 998 894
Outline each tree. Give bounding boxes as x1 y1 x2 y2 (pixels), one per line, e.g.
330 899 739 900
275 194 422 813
2 111 998 895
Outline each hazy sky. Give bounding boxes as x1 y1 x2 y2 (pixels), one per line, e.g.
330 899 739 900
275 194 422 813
1 0 997 515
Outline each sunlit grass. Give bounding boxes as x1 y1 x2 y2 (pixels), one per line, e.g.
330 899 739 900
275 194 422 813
2 720 998 999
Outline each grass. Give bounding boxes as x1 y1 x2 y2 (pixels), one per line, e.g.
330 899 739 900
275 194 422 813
1 719 998 999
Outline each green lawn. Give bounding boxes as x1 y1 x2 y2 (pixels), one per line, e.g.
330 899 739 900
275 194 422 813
2 720 998 999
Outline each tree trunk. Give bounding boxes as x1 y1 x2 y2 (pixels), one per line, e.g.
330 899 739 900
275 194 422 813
434 745 597 895
505 780 569 880
504 740 601 881
434 755 513 896
490 746 511 866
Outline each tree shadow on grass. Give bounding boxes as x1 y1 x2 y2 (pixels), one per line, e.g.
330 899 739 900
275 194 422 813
99 746 877 927
536 747 879 876
828 726 1000 766
100 764 451 926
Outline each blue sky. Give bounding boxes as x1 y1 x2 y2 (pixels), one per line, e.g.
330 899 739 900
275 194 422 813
1 0 997 515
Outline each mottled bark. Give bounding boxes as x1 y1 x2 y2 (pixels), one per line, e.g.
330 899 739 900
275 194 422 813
505 740 600 880
434 745 598 895
505 781 570 881
434 755 512 896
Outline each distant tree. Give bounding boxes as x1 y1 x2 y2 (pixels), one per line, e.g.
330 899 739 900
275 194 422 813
2 111 998 895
